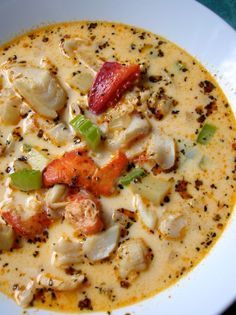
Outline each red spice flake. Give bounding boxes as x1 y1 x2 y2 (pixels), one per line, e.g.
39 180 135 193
205 101 217 116
175 180 192 199
120 280 130 288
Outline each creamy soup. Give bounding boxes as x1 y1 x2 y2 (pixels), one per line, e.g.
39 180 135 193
0 21 235 313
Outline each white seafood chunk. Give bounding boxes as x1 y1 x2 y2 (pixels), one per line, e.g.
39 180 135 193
9 67 66 119
105 96 136 123
22 112 37 134
46 184 68 210
107 114 150 150
46 123 71 145
125 136 148 159
25 195 42 214
14 279 36 308
0 218 15 251
0 88 21 125
51 236 83 267
112 208 136 228
117 114 150 148
147 132 176 170
37 272 84 291
0 178 13 209
159 213 187 239
115 239 151 281
83 224 120 261
133 194 157 230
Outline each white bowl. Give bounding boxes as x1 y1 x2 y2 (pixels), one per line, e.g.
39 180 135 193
0 1 235 314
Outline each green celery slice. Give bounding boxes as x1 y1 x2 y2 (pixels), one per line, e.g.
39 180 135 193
119 168 146 186
197 123 217 145
10 169 42 191
86 125 101 150
70 114 102 150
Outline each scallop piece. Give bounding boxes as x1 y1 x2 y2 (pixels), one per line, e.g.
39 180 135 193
0 88 21 125
37 272 84 291
14 279 36 308
9 67 66 119
45 184 68 210
133 194 157 230
46 123 71 145
112 208 136 227
83 224 120 261
159 213 187 239
51 236 83 267
147 132 176 170
0 218 15 251
115 238 151 281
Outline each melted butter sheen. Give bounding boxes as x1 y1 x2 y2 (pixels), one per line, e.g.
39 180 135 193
0 21 235 313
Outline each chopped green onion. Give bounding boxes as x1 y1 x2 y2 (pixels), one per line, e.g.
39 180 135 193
118 168 146 186
10 169 42 191
70 114 102 150
197 123 217 145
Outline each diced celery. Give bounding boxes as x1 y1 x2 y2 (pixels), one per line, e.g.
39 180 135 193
70 114 102 150
118 168 146 186
10 169 42 191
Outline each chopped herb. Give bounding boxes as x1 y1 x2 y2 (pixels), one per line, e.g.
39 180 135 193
197 123 217 145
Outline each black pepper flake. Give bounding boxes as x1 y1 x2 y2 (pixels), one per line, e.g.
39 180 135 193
120 280 130 288
42 36 49 43
78 297 93 310
148 75 162 83
5 166 12 173
199 80 215 94
164 196 170 203
37 129 44 138
33 250 39 257
157 49 164 57
197 114 206 123
88 22 98 30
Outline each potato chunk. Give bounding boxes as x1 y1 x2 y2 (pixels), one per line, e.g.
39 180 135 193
130 174 171 206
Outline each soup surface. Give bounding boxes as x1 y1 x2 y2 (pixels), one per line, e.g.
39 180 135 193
0 21 235 313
